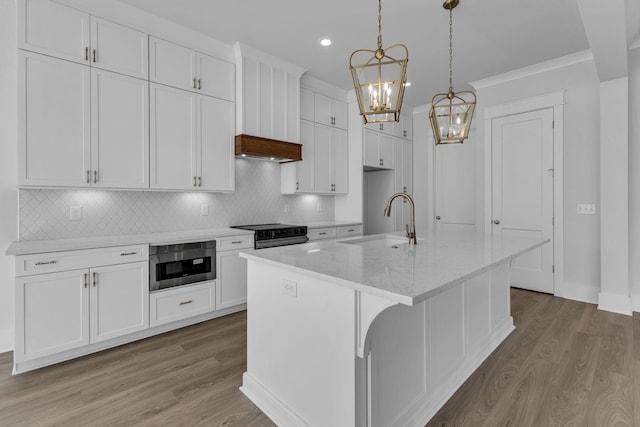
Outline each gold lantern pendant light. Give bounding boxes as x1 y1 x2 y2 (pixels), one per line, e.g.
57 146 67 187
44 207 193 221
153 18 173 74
430 0 476 145
350 0 409 124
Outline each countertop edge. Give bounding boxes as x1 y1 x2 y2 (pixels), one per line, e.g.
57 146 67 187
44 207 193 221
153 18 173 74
6 228 255 256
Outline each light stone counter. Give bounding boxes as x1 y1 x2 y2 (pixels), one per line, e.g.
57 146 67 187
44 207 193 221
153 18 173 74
240 229 548 306
305 220 362 229
240 230 549 426
6 228 254 256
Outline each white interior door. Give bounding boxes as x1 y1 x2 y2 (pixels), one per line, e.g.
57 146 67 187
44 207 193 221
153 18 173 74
491 109 554 293
434 132 477 232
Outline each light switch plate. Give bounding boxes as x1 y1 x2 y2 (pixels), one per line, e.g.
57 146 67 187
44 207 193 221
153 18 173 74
200 204 209 216
577 204 596 215
282 279 297 297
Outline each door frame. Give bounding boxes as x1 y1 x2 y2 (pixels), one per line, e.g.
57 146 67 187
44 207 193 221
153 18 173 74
483 91 564 297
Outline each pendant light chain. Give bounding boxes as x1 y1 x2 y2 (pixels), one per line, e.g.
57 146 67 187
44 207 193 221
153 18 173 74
377 0 383 50
448 7 453 93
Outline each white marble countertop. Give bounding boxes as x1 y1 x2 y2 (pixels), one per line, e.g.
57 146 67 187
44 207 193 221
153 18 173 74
6 228 255 256
306 221 362 229
240 230 549 306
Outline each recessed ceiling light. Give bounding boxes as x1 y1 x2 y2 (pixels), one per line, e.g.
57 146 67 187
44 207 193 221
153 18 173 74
320 38 332 47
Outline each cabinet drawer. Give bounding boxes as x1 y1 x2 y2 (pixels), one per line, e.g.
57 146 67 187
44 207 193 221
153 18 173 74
217 235 254 251
337 225 363 237
150 281 215 327
307 228 337 241
16 245 148 276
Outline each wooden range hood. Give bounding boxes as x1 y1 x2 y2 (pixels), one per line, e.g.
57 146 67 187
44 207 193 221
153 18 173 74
235 134 302 163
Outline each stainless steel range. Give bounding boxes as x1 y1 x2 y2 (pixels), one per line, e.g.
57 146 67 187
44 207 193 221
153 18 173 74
231 223 308 249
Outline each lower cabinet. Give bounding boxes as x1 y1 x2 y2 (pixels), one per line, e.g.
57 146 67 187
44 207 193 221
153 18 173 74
308 224 363 241
149 281 215 327
216 235 253 310
14 245 149 364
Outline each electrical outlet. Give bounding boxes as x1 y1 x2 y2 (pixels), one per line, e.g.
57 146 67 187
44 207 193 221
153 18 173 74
576 204 596 215
316 201 323 212
282 279 297 297
200 204 209 216
69 206 82 220
284 203 290 213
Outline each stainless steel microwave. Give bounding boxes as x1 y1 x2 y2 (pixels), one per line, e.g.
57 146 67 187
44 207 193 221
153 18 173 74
149 241 216 292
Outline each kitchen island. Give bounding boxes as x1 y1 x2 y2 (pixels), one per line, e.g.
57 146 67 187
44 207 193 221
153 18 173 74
239 230 548 426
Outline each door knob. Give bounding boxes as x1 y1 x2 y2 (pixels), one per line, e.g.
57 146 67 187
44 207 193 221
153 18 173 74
493 220 500 224
435 216 441 220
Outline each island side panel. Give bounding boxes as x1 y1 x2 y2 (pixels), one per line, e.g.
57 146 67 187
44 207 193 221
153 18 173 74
367 262 514 426
241 259 358 426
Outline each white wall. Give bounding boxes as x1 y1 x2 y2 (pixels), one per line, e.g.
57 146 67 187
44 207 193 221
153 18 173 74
0 0 18 352
629 47 640 307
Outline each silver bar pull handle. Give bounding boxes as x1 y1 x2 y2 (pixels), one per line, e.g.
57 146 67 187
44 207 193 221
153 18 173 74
120 251 137 256
193 176 197 187
179 300 193 306
92 49 96 62
84 273 88 288
197 79 201 90
92 272 97 287
35 260 57 266
86 170 90 184
85 47 89 61
198 176 202 187
192 78 197 89
231 241 243 244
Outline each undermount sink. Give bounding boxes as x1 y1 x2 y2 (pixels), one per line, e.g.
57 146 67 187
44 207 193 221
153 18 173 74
339 235 411 247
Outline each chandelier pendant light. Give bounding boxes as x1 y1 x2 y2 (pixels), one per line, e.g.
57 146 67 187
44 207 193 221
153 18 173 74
430 0 476 145
350 0 408 124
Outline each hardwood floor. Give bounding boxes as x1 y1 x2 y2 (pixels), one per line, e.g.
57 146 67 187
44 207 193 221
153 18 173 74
427 288 638 427
0 289 637 426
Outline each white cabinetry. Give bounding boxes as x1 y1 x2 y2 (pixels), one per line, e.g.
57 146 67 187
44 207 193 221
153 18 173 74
216 235 254 310
394 140 414 232
149 37 234 101
14 246 149 365
19 0 148 78
364 129 394 170
315 125 348 194
150 281 215 328
283 86 349 195
18 51 90 187
150 83 235 191
235 43 305 142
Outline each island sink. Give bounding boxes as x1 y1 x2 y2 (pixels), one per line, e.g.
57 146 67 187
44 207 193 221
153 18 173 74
339 234 413 247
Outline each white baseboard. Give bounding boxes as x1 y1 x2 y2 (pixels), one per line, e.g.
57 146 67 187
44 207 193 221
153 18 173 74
598 291 632 316
561 281 599 305
240 373 308 426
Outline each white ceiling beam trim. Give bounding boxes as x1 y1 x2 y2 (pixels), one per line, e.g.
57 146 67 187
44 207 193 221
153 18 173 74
469 50 593 91
577 0 628 82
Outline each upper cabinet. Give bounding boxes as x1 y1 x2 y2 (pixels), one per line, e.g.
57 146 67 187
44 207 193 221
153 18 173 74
364 113 412 140
235 43 305 143
149 37 234 101
300 89 348 130
19 0 148 79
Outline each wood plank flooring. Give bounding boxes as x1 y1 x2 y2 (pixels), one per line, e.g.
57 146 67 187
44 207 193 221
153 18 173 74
0 288 637 426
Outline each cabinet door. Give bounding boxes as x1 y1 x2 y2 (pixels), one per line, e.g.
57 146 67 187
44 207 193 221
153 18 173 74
15 269 89 362
363 130 380 168
197 95 235 191
332 128 348 194
150 83 197 189
90 17 148 79
379 134 395 169
19 52 91 187
296 120 315 193
149 37 196 92
300 89 314 122
196 53 234 101
315 125 333 193
397 113 413 140
314 94 333 126
90 262 149 343
19 0 90 65
216 250 248 310
91 69 149 189
332 99 348 130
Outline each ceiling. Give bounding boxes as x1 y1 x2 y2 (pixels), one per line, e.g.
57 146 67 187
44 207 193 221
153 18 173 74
116 0 633 108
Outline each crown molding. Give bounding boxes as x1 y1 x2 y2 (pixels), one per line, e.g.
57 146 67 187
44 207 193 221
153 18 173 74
470 50 593 91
